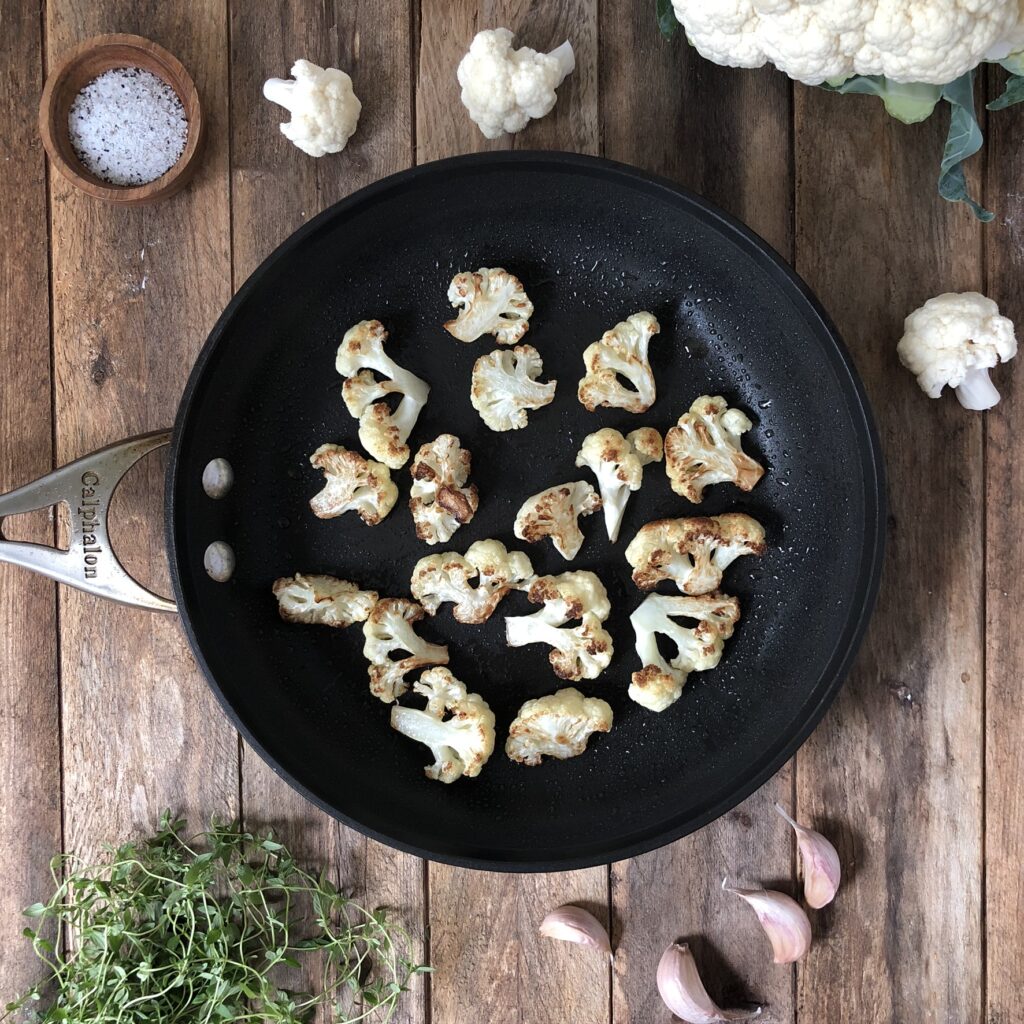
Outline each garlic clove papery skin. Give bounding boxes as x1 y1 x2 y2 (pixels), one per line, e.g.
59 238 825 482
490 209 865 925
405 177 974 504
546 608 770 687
724 885 812 964
657 942 762 1023
775 802 842 909
538 905 613 961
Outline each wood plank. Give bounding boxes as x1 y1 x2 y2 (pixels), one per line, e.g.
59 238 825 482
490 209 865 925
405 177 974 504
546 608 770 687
600 10 796 1022
794 85 984 1022
0 0 62 1002
229 3 426 1022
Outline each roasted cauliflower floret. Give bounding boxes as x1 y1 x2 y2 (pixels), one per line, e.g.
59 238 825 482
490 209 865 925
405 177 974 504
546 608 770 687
411 540 535 624
308 443 398 524
444 267 534 345
628 592 740 712
390 667 496 783
272 574 377 627
408 434 479 546
625 514 766 595
505 571 614 681
470 344 556 431
505 687 613 766
335 319 430 469
664 395 765 503
513 481 602 561
575 427 663 543
577 311 660 414
361 597 449 703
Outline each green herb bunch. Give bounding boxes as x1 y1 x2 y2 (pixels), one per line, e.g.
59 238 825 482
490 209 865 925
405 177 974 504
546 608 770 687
4 813 429 1024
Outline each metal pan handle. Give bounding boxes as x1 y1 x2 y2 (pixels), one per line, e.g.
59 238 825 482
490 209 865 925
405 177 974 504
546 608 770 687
0 431 176 613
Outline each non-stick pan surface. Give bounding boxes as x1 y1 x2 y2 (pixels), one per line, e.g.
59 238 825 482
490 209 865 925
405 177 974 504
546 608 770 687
168 152 884 871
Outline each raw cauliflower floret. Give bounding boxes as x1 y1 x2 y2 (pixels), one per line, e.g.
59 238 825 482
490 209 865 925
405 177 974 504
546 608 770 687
272 574 377 627
897 292 1018 410
308 443 398 525
664 395 765 503
576 427 663 543
409 435 479 545
445 267 534 345
457 28 575 139
505 571 614 681
505 687 613 765
262 59 361 157
578 311 661 414
336 320 430 469
362 597 449 704
390 668 496 783
471 344 556 431
411 540 535 624
513 480 602 560
626 514 766 595
629 592 740 712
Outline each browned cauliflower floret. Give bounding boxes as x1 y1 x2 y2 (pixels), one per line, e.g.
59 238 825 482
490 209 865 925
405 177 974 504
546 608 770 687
513 480 602 561
362 597 449 703
470 344 556 431
664 395 765 503
577 311 660 413
308 444 398 525
444 267 534 345
409 434 479 546
505 688 613 765
272 574 377 627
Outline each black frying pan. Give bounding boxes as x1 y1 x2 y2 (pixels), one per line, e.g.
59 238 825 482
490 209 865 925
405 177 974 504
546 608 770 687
0 153 884 870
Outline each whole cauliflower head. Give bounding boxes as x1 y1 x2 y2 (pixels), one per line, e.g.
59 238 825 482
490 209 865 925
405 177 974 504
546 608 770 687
272 574 377 627
411 540 535 623
362 598 449 703
336 320 430 469
505 687 613 765
897 291 1017 410
390 668 496 783
664 395 765 503
669 0 1024 87
576 427 663 542
445 268 534 345
513 480 602 560
629 592 740 712
409 435 479 545
626 513 766 595
471 344 556 431
308 444 398 525
505 571 614 681
263 59 361 157
457 29 576 139
578 311 661 414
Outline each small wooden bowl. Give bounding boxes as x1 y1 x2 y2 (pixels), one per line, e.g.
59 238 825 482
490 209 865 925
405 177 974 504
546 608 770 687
39 34 204 205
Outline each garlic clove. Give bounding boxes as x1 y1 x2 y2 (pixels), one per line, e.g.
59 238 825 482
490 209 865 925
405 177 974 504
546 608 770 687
657 942 762 1023
775 802 841 909
723 882 812 964
538 905 613 962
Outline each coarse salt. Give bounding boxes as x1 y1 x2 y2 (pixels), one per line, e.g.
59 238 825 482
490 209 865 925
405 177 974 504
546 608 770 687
68 67 188 187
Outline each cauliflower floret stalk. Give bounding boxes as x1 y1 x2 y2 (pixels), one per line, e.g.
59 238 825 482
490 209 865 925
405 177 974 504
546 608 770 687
664 396 765 503
308 443 398 525
409 435 479 545
272 574 378 627
504 571 614 681
578 311 660 414
390 668 496 783
262 59 361 157
626 514 766 595
445 267 534 345
514 480 602 560
471 344 556 431
629 592 741 712
897 291 1017 410
336 320 430 469
575 427 663 543
457 28 575 139
361 598 449 703
505 687 613 765
411 540 535 624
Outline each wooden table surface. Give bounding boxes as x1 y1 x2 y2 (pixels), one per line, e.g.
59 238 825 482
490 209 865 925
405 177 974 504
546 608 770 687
1 1 1021 1021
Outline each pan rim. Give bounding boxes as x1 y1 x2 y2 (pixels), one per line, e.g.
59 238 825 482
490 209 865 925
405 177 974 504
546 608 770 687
166 150 886 872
